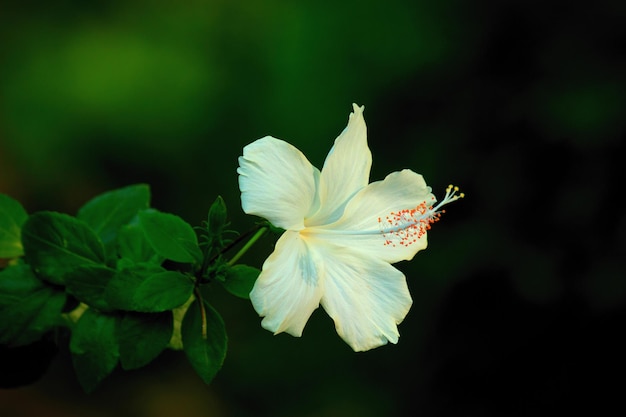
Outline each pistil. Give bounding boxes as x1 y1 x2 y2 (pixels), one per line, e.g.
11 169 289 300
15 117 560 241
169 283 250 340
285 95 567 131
379 185 464 247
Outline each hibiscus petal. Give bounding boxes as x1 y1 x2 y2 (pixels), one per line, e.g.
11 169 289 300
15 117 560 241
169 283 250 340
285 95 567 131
238 137 320 230
318 244 412 352
306 104 372 226
311 169 435 264
250 230 324 337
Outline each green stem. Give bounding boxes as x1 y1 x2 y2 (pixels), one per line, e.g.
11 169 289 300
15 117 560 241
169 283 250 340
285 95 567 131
209 224 261 265
227 226 268 266
199 225 259 279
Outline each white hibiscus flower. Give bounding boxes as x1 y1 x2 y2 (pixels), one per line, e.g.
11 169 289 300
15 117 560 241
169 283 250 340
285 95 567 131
238 104 462 351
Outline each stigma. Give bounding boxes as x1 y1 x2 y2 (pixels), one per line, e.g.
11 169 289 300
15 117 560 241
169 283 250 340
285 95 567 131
378 184 464 247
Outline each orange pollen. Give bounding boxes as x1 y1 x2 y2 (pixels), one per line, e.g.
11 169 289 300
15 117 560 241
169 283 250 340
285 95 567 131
378 184 464 247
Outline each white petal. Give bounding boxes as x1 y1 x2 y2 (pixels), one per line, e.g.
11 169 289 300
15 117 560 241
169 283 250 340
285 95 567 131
250 230 324 337
318 244 412 352
306 104 371 226
238 137 320 230
311 169 435 264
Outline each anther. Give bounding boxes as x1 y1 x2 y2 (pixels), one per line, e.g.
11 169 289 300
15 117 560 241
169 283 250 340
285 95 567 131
379 184 464 247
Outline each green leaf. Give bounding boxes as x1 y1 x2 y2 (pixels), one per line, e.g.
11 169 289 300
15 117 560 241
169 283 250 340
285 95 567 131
0 194 28 258
117 223 161 264
64 266 115 311
182 299 227 385
21 212 106 284
0 264 66 346
219 264 260 299
106 264 194 312
117 312 173 370
131 271 194 312
77 184 150 254
104 263 161 310
69 309 119 393
138 209 202 263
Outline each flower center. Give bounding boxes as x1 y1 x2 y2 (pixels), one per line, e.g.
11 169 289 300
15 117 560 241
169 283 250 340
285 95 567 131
378 185 464 247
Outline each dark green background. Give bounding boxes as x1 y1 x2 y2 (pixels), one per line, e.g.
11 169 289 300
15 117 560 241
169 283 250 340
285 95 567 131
1 1 625 416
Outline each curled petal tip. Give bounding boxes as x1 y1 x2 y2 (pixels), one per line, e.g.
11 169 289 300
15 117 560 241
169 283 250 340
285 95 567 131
351 103 365 114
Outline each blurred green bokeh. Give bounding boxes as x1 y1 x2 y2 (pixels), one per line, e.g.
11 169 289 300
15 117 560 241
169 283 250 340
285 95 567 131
1 1 625 416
